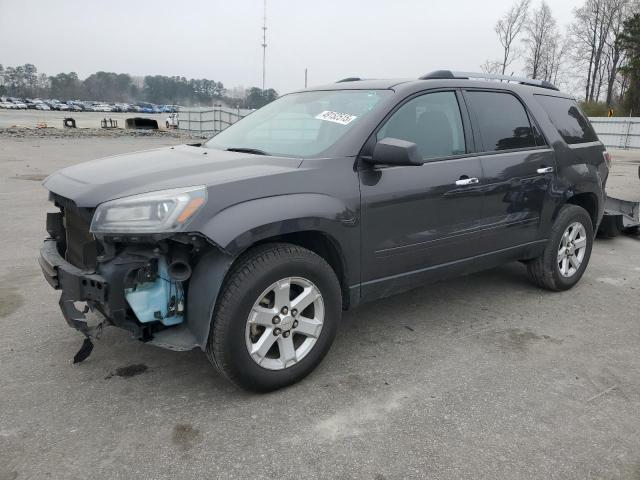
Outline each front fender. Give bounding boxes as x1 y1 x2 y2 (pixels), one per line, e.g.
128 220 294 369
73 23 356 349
183 194 358 350
200 193 358 256
185 248 234 350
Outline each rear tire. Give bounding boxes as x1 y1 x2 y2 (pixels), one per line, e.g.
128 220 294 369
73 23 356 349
527 205 594 291
206 243 341 392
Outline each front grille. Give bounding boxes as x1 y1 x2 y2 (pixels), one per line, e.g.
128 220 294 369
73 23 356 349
64 207 98 270
50 194 99 270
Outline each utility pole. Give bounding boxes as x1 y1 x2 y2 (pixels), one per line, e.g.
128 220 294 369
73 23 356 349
304 68 308 88
261 0 267 93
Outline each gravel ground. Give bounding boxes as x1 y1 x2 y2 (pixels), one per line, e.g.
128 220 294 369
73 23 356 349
0 109 170 130
0 126 204 141
0 136 639 480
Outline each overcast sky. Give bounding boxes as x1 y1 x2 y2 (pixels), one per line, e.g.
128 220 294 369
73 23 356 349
1 0 583 94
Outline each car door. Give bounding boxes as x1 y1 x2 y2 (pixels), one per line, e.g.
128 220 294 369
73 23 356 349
463 89 557 249
358 90 488 301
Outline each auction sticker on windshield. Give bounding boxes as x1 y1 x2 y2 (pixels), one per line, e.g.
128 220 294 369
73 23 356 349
315 110 357 125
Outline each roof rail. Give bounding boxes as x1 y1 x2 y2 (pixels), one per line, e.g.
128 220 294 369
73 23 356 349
419 70 559 91
336 77 362 83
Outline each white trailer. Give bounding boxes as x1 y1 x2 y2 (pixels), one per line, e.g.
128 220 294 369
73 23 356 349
599 150 640 237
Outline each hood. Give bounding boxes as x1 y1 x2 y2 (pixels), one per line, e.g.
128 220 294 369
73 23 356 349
43 144 303 207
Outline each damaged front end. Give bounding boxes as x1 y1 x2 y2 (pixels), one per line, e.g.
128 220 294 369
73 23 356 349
39 191 232 360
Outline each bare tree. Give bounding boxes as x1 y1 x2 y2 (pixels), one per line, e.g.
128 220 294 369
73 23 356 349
494 0 531 75
539 34 569 84
570 0 629 101
604 0 635 104
522 2 557 79
480 60 503 74
37 73 50 97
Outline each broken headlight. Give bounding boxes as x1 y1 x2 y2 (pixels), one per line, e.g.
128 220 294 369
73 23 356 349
90 186 207 234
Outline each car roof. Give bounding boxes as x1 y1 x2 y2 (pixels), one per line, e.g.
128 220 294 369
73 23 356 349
298 73 574 99
303 78 413 91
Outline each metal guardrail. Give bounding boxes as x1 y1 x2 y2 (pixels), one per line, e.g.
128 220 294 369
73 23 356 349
589 117 640 150
177 105 250 134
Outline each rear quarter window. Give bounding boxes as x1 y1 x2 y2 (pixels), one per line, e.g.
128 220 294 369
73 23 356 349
534 95 598 145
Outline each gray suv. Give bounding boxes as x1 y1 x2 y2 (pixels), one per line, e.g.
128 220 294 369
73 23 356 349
39 71 609 391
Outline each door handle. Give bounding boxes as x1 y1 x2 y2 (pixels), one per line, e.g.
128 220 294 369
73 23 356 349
455 177 479 186
537 166 554 174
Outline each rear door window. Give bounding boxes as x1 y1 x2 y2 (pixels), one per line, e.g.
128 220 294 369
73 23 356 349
534 95 598 144
465 91 537 152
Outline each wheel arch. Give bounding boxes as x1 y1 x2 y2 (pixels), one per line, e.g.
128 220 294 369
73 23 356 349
565 191 599 228
185 228 352 352
248 230 352 310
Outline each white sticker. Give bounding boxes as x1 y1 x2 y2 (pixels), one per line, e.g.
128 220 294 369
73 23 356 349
315 110 357 125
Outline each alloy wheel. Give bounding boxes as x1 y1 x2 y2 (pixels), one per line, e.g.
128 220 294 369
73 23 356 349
557 221 588 278
245 277 324 370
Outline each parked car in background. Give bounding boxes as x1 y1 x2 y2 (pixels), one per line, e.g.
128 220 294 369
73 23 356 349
35 103 51 111
93 104 114 112
136 102 155 113
113 103 135 113
165 112 179 128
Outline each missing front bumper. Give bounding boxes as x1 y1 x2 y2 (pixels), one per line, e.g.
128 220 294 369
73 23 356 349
39 239 108 335
39 237 235 353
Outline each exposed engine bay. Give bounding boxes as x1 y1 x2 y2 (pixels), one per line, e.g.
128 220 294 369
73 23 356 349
40 192 231 361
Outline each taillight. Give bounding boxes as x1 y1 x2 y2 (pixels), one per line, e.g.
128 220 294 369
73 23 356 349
603 151 612 168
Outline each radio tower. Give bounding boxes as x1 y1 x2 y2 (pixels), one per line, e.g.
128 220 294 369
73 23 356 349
261 0 267 92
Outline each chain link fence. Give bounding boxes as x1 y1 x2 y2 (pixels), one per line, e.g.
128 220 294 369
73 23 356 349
177 105 251 134
589 117 640 150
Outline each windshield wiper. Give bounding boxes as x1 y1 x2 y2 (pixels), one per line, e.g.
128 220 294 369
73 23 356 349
225 147 269 155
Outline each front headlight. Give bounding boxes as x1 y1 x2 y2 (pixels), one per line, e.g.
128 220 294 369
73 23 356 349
90 186 207 234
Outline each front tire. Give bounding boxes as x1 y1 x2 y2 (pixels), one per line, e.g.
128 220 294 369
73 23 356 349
527 205 594 291
206 243 341 392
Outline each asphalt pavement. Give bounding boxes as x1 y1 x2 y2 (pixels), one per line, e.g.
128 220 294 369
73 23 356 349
0 135 638 480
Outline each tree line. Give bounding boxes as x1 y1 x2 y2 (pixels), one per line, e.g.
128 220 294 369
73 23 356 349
0 64 278 109
484 0 640 115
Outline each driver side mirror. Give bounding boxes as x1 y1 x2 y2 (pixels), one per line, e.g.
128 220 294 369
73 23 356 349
368 138 424 166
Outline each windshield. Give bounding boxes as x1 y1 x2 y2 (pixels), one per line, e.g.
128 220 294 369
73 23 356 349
205 89 391 157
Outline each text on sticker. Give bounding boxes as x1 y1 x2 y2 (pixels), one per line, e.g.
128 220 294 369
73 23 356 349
315 111 357 125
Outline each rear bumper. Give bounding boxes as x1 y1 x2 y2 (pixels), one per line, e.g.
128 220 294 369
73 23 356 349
39 239 109 335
